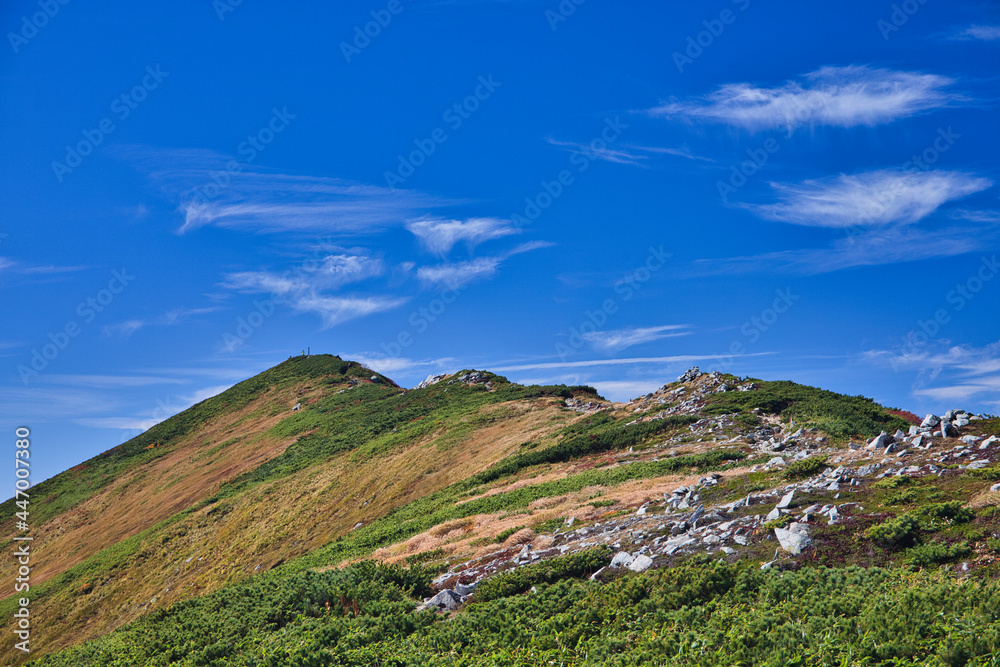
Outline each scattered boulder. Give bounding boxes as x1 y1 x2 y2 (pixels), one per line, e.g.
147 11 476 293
610 552 635 568
628 555 654 572
776 490 795 509
423 590 462 612
921 414 941 428
774 526 811 555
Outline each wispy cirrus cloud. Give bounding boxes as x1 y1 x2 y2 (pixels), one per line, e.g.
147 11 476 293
653 66 956 132
697 224 992 276
581 325 692 353
953 25 1000 41
405 217 519 255
103 307 223 338
350 355 456 375
493 353 773 373
545 138 711 166
416 241 553 290
865 341 1000 409
546 138 650 166
749 169 992 228
125 147 449 235
222 253 401 328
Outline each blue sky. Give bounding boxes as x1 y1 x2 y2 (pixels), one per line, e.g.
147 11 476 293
2 0 999 482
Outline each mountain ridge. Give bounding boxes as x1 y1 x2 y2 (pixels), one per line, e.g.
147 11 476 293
4 355 1000 665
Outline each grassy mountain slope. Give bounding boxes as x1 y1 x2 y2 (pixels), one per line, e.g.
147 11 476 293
4 359 997 665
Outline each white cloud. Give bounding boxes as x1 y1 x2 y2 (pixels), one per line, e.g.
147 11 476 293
416 241 553 290
545 139 713 167
545 138 651 166
406 217 518 255
103 307 223 338
124 147 448 235
293 295 407 329
653 66 956 132
222 254 398 328
224 254 384 295
416 257 503 289
74 384 234 433
954 25 1000 41
698 224 991 275
350 355 455 375
493 353 773 372
40 375 188 388
581 325 692 353
750 169 991 228
864 342 1000 411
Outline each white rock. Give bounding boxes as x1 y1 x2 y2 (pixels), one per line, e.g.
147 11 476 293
610 551 635 568
628 554 654 572
774 527 811 555
776 490 795 509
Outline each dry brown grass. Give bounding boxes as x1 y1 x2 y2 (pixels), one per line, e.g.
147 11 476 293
1 395 573 664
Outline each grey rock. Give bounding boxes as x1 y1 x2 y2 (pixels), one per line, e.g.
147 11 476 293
424 589 462 612
921 414 941 428
868 431 889 450
776 490 796 509
454 582 478 596
610 551 635 568
628 554 655 572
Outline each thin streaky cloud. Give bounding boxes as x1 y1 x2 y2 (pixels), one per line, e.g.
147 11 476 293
124 146 450 235
416 241 553 290
493 353 774 372
653 66 956 132
103 307 224 338
546 137 649 166
292 295 407 329
581 325 693 353
624 144 715 163
42 375 188 388
954 25 1000 41
696 224 991 276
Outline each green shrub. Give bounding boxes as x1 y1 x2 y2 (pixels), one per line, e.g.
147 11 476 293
704 379 910 438
783 456 828 480
474 548 611 602
905 541 971 568
865 514 922 547
734 412 762 429
874 476 913 489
